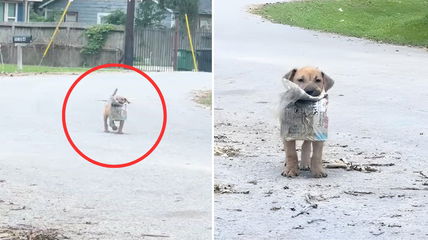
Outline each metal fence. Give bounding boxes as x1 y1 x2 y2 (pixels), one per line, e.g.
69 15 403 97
133 27 212 72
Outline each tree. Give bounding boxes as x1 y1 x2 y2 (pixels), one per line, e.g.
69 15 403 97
160 0 199 28
135 0 167 28
104 9 126 25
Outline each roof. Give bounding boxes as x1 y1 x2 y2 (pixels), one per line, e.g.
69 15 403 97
38 0 172 12
38 0 211 15
199 0 211 15
38 0 57 8
4 0 43 2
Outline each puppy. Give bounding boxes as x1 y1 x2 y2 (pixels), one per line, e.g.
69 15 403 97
281 67 334 178
103 89 130 134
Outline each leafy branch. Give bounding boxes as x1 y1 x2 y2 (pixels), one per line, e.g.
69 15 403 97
81 24 115 56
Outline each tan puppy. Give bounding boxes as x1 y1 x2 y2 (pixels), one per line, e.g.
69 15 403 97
281 67 334 178
103 92 130 134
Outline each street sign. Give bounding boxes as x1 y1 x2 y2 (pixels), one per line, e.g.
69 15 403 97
13 36 32 71
13 36 32 44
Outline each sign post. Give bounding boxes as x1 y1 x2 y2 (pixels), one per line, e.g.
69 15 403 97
13 36 32 71
17 44 23 70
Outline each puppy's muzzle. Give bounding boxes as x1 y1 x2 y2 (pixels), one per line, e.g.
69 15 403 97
305 89 321 97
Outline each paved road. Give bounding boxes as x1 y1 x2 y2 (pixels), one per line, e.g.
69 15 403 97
0 72 212 239
214 0 428 239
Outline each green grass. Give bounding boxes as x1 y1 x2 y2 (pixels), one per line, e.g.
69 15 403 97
194 90 212 108
0 64 91 73
253 0 428 47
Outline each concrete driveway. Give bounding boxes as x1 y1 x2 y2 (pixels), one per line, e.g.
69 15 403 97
214 0 428 239
0 71 212 239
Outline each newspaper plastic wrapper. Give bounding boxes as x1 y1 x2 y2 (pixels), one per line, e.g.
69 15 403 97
279 78 329 142
109 96 128 121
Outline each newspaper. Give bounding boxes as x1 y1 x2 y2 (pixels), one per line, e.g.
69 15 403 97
110 102 127 121
279 79 329 141
108 90 128 121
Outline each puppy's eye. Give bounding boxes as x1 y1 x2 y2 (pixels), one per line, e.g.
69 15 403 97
297 78 304 82
315 79 322 82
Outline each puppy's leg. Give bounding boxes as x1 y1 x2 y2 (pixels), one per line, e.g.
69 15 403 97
109 119 117 131
300 140 311 170
103 105 110 132
282 140 300 177
104 115 109 132
117 120 124 134
311 141 327 178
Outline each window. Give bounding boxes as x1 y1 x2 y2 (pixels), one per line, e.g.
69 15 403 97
97 13 110 24
199 16 211 31
65 11 78 22
6 2 18 22
44 9 62 22
0 3 4 22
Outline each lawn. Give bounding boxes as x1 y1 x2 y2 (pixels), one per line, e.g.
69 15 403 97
194 90 212 108
253 0 428 47
0 64 91 73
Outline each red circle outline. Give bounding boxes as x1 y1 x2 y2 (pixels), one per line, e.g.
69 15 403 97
61 63 167 168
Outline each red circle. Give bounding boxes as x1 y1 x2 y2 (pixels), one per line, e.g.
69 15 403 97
62 63 167 168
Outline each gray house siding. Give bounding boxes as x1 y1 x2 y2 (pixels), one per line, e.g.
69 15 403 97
47 0 126 24
198 0 211 15
41 0 210 28
43 0 174 27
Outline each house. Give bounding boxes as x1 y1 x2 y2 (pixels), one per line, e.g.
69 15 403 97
36 0 174 27
197 0 211 31
0 0 42 22
37 0 128 24
35 0 211 29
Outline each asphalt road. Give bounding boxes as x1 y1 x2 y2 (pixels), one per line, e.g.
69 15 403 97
0 71 212 239
214 0 428 239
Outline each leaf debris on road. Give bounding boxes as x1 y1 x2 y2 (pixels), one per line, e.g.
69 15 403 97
214 184 249 194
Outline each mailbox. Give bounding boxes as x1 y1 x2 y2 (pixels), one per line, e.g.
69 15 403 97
13 36 32 44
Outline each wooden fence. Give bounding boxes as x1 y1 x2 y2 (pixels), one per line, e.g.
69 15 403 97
0 22 211 71
0 22 124 67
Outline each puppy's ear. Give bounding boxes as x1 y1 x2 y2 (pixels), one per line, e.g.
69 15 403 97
284 68 297 81
322 72 334 91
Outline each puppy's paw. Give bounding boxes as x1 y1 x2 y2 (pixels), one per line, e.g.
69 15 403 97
116 131 124 134
311 168 328 178
281 166 300 177
104 130 110 133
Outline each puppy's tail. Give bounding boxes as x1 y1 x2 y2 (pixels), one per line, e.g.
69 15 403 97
112 88 118 97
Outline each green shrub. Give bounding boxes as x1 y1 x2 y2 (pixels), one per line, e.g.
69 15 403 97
81 24 115 56
104 10 126 25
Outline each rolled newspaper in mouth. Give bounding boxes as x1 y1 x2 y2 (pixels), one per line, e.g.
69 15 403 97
280 77 326 106
279 77 329 141
109 89 128 121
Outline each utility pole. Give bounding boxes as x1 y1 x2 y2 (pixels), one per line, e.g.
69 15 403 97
172 13 179 70
124 0 135 66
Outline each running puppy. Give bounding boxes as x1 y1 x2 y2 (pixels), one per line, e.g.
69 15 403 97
280 67 334 178
103 89 130 134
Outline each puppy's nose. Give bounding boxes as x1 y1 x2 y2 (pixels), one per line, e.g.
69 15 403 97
305 90 320 96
